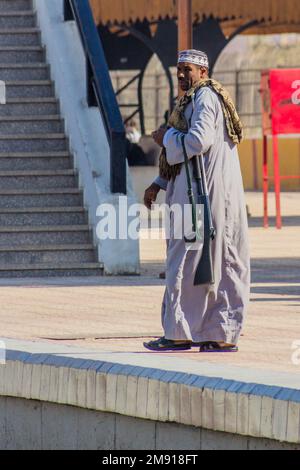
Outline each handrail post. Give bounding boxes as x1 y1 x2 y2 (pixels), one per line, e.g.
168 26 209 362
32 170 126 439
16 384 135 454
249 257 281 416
64 0 73 21
111 132 127 194
86 60 97 107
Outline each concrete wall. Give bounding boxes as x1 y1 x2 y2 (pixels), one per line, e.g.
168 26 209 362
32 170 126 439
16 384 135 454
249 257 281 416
33 0 140 274
1 339 300 450
0 397 299 450
239 137 300 191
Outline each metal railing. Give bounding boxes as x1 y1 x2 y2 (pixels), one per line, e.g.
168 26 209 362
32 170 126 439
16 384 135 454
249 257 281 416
112 67 299 135
64 0 127 194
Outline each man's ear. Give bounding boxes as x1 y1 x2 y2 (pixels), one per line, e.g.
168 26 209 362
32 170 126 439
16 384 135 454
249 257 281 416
200 67 209 79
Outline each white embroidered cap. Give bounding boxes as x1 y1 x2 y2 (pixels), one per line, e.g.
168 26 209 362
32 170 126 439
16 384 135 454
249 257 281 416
178 49 209 68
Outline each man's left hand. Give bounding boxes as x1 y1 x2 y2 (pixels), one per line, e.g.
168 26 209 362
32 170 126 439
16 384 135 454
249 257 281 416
152 127 168 147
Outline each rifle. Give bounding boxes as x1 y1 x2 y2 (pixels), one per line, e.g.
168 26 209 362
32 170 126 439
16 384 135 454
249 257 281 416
181 135 215 285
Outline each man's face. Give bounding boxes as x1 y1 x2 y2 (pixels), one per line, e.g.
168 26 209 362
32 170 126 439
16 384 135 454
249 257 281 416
177 62 208 92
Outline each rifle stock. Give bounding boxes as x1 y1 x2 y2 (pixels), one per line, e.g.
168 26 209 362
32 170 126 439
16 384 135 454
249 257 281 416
194 194 214 285
181 135 215 285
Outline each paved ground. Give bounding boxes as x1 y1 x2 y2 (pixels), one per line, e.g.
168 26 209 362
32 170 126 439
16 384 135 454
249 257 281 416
0 192 299 375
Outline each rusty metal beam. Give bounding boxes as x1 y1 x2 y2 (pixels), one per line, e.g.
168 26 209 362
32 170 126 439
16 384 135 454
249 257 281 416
177 0 192 52
177 0 192 96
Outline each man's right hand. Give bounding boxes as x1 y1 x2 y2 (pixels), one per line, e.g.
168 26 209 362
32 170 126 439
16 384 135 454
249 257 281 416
143 183 160 210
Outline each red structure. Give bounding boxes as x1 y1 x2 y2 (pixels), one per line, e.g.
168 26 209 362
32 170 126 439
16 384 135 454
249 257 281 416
260 69 300 228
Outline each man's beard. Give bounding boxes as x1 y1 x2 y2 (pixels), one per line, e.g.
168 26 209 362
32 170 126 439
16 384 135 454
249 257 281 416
179 78 192 91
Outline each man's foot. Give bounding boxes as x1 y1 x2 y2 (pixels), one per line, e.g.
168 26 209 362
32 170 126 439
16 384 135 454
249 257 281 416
143 337 191 351
199 341 238 352
159 271 166 279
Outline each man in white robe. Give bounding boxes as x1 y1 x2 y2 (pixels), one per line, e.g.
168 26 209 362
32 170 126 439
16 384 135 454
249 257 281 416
143 50 250 352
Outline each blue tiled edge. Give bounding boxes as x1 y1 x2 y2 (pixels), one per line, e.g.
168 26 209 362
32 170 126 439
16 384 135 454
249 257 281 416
4 349 300 404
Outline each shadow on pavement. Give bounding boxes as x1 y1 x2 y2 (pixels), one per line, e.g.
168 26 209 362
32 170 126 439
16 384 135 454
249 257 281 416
251 257 300 284
248 215 300 227
0 258 298 289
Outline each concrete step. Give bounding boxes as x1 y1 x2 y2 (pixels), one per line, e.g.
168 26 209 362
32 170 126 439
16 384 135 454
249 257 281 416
0 262 103 278
0 133 68 152
4 80 54 98
0 28 41 46
0 188 83 208
0 97 58 116
0 63 49 80
0 169 77 189
0 3 101 279
0 244 96 263
0 12 36 28
0 151 72 170
0 0 33 11
0 207 87 226
0 46 44 63
0 115 64 134
0 225 92 246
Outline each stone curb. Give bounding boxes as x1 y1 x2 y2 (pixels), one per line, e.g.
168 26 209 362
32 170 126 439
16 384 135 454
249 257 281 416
1 348 299 444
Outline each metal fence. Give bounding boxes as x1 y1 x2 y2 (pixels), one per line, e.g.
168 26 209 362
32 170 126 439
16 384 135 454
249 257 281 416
111 68 274 137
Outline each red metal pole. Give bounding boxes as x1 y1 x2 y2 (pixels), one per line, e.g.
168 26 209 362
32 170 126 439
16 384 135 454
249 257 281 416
263 134 268 228
272 134 282 229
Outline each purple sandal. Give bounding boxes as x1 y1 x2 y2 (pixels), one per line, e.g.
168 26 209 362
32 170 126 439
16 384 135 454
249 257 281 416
143 337 191 351
199 341 238 352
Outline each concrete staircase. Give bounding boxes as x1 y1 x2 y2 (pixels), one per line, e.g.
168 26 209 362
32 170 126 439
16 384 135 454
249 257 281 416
0 0 103 277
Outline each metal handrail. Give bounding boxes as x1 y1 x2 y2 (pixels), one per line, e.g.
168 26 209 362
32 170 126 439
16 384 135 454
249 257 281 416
64 0 126 194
